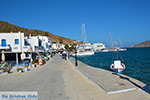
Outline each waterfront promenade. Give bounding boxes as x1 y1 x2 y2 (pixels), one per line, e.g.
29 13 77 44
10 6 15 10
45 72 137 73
0 55 149 100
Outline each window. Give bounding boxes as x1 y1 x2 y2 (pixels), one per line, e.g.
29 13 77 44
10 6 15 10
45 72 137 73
15 39 19 44
2 39 6 47
25 40 30 46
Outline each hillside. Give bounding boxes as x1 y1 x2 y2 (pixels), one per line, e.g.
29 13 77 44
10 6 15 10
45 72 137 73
0 20 79 44
130 41 150 47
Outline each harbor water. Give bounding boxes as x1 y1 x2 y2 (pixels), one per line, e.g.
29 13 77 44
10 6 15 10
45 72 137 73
76 47 150 86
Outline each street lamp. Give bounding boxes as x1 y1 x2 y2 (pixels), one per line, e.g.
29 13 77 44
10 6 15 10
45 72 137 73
75 43 78 66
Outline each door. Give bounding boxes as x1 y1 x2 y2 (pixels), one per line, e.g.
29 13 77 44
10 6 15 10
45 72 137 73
2 39 6 47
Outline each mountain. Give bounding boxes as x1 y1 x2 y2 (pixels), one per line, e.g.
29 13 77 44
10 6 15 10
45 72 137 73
130 41 150 47
0 20 79 44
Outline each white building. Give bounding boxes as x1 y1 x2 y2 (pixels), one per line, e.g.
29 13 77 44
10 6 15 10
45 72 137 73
59 44 65 50
52 44 59 50
0 32 53 66
25 35 52 53
0 32 32 52
38 35 52 50
52 43 69 50
24 35 39 52
0 32 32 65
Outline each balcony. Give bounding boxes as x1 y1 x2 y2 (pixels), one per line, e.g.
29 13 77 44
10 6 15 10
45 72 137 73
25 42 30 46
0 44 10 50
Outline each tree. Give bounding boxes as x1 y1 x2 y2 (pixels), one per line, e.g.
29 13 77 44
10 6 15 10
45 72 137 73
64 44 75 51
34 30 39 35
60 48 64 51
52 42 56 44
45 32 49 36
59 39 63 44
64 44 69 50
69 44 75 51
71 44 75 50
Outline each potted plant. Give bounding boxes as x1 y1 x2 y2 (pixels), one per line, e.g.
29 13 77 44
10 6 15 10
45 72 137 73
34 59 38 65
25 65 29 67
17 68 23 73
28 63 32 68
24 65 29 71
48 55 51 60
31 61 36 68
3 68 11 74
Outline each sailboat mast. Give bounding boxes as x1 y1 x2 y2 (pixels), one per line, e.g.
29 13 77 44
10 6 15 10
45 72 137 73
109 32 114 50
81 23 84 43
116 45 118 60
81 23 86 43
109 33 112 49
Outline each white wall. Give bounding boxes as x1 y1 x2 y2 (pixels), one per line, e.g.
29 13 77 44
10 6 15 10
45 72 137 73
38 36 51 50
0 32 25 52
52 44 59 49
25 35 52 52
59 44 65 50
25 36 39 52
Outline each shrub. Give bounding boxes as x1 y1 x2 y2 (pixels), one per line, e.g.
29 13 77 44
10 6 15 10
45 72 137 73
60 48 64 51
41 52 44 56
17 68 22 72
34 59 38 63
3 69 11 72
25 65 29 67
32 61 35 64
45 32 49 36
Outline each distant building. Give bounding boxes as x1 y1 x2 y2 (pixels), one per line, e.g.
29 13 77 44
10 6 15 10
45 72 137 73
52 44 59 50
38 35 52 51
59 44 65 50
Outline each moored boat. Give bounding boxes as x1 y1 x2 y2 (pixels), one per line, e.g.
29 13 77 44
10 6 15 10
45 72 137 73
110 48 126 73
72 22 94 56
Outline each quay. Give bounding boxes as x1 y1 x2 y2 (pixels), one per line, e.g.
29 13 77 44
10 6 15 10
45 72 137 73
69 57 148 94
0 55 149 100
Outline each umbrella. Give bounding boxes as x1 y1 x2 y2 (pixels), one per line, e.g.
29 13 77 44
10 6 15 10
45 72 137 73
1 50 5 63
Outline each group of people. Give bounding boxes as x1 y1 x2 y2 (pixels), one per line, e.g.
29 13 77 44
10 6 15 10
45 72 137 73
59 51 70 60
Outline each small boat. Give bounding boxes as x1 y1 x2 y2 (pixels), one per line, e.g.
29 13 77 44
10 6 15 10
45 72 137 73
110 48 126 73
110 60 125 73
101 48 109 52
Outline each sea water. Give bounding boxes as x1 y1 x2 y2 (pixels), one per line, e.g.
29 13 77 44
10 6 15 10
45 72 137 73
77 47 150 86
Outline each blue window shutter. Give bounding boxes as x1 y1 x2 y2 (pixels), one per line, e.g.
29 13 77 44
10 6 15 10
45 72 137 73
15 39 19 44
2 39 6 47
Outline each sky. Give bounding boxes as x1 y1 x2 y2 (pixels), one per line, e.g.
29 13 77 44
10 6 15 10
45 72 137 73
0 0 150 47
